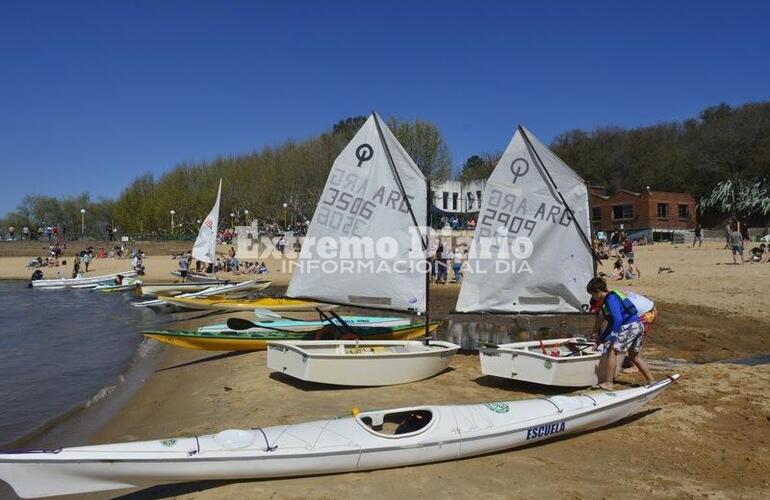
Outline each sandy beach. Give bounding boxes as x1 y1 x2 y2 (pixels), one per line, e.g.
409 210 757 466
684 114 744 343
2 240 769 498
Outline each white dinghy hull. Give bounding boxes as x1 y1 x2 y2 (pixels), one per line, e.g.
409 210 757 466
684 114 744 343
31 271 138 289
480 337 627 387
0 375 678 498
267 340 460 386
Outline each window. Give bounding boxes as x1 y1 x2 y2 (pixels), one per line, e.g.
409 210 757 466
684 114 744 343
452 192 458 211
657 203 669 218
678 204 689 219
477 190 482 207
592 207 602 222
442 192 448 210
612 204 633 220
467 192 475 210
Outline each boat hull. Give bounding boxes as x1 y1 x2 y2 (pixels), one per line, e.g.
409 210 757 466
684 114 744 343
159 296 328 312
143 322 440 351
198 316 411 334
480 337 626 387
0 376 678 498
31 271 137 289
267 340 460 386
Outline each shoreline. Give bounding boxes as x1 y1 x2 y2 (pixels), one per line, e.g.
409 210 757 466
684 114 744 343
3 241 770 498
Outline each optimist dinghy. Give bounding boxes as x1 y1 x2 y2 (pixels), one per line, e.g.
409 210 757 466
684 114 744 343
0 375 678 498
267 340 460 386
480 337 626 387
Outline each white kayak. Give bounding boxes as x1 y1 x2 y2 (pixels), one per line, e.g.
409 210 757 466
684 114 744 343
31 271 138 289
479 337 627 387
132 279 264 313
267 340 460 386
0 375 678 498
137 281 230 298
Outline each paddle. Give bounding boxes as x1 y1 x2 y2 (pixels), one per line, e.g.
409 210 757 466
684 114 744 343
224 317 312 335
565 343 597 357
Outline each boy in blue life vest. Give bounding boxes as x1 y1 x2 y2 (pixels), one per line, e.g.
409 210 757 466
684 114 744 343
586 277 655 390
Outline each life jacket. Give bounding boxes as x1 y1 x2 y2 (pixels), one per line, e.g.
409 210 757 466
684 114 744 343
601 289 639 324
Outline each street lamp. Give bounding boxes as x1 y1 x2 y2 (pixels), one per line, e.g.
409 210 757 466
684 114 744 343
170 210 176 235
230 212 235 228
282 203 288 229
243 209 249 224
80 208 86 237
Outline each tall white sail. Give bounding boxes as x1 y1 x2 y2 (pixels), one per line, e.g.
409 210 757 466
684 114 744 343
456 126 593 313
287 113 427 312
192 179 222 264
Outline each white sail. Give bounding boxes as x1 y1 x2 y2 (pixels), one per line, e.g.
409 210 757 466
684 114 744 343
192 179 222 264
456 126 593 313
287 113 427 312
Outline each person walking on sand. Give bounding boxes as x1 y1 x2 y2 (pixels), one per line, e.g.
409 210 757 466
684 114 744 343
586 277 655 390
178 253 189 282
82 250 92 273
729 223 744 265
692 224 704 248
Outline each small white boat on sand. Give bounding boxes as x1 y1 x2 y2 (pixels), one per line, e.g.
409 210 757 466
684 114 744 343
31 271 138 289
0 375 678 498
267 340 460 386
480 337 626 387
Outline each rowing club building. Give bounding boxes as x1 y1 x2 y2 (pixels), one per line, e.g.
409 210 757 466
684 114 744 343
590 186 697 240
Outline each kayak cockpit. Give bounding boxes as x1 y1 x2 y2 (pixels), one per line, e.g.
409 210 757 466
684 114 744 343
356 408 434 438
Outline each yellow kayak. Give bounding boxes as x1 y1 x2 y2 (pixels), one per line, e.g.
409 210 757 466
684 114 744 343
143 321 440 351
157 296 332 312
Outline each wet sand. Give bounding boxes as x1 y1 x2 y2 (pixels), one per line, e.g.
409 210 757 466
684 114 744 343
2 241 769 498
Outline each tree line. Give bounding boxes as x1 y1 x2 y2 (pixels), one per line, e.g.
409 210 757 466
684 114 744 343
3 101 769 238
0 116 452 239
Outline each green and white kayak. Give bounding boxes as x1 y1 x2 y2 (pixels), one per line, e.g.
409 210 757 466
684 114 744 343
199 316 411 334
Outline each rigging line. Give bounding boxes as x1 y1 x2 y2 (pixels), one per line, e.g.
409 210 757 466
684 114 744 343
372 111 428 251
518 126 596 259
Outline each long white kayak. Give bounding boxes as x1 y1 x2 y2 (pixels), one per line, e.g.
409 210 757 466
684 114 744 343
0 375 678 498
268 340 460 386
480 337 627 387
199 316 411 334
132 280 263 312
31 271 138 289
137 281 229 298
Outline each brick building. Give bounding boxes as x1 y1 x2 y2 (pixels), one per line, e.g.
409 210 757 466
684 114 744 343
590 187 697 239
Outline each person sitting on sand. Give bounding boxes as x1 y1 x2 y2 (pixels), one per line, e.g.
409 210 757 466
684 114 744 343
749 244 765 263
608 259 625 280
587 277 655 390
619 237 634 259
624 258 641 279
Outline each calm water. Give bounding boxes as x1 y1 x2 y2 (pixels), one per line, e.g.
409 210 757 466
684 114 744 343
0 281 163 447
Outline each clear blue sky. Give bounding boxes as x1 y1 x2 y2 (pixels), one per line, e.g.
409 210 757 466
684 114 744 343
1 1 769 215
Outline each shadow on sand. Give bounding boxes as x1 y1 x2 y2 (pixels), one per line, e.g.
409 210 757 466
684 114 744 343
267 366 457 392
155 351 254 373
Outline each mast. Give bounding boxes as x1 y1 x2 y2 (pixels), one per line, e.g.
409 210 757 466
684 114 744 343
372 112 430 334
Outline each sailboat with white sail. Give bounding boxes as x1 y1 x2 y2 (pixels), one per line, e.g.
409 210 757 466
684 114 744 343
271 112 453 385
455 126 613 386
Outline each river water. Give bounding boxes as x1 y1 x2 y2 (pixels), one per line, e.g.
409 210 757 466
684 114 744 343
0 281 164 448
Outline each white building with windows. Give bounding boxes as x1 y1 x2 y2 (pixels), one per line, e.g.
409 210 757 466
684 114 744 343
431 179 487 214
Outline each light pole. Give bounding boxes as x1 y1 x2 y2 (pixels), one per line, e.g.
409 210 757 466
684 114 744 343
80 208 86 238
230 212 235 229
170 210 176 235
282 203 288 229
243 209 249 225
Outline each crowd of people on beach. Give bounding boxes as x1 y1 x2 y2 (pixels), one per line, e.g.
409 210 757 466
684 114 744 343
175 247 269 281
593 230 646 280
428 239 468 284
